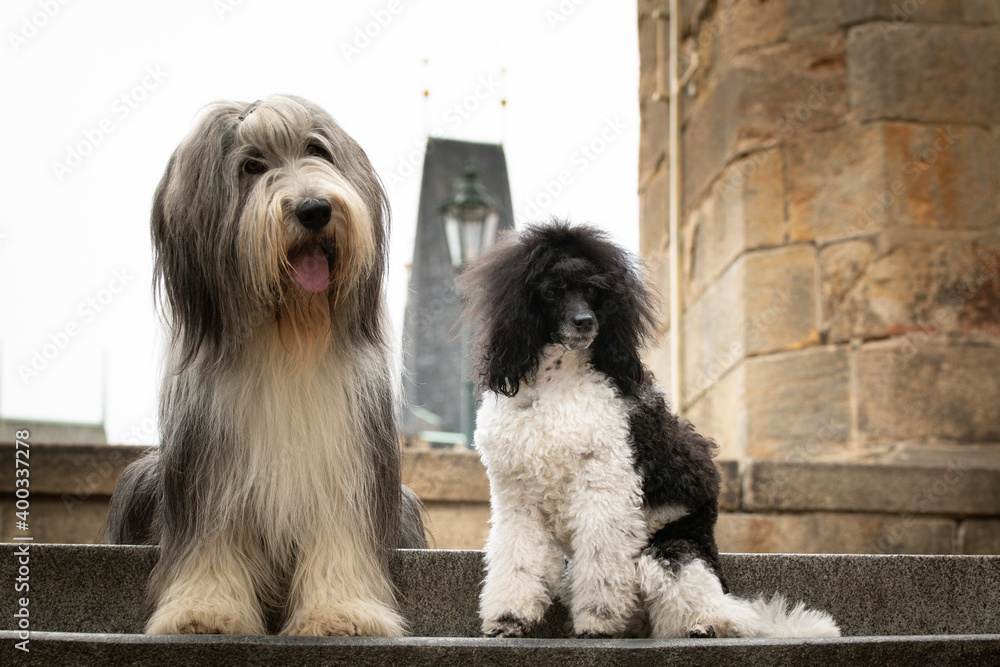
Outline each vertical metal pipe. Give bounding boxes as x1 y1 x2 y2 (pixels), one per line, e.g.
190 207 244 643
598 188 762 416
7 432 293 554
667 0 684 416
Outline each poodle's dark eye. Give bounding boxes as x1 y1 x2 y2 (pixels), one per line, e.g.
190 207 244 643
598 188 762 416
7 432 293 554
585 286 596 300
542 287 558 301
306 143 330 160
243 158 266 175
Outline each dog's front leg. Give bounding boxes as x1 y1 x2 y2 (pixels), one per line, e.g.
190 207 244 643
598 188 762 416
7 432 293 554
281 525 405 637
565 479 646 638
146 529 268 635
480 479 564 638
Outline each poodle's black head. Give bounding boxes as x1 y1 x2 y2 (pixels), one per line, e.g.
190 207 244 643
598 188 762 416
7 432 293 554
458 220 658 398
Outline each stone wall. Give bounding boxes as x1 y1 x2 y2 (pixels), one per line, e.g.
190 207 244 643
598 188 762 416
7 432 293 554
638 0 1000 466
3 444 998 554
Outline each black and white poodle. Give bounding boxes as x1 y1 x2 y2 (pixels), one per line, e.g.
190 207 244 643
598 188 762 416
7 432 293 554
459 221 840 639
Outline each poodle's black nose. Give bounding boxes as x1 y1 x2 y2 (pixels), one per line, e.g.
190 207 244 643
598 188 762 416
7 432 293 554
296 198 332 231
573 312 595 331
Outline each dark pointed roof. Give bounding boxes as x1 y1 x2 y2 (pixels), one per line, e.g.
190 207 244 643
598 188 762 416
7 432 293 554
402 138 515 435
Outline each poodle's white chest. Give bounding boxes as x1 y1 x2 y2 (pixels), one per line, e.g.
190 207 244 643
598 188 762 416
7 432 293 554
474 350 644 550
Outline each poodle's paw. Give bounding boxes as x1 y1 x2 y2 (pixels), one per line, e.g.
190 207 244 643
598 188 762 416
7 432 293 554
689 624 717 639
483 614 530 638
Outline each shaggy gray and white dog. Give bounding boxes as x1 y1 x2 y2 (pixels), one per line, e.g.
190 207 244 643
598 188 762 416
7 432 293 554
106 95 425 637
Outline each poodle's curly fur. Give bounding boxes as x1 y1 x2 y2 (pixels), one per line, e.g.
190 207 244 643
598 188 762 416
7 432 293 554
460 221 840 639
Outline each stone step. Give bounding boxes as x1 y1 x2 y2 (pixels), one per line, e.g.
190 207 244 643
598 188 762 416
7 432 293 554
3 545 1000 663
2 632 998 666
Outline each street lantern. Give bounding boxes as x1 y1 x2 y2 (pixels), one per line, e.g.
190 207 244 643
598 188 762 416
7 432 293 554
440 164 500 448
440 166 500 271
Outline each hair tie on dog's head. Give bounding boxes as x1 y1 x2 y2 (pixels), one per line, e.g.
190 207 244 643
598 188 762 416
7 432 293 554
238 100 263 121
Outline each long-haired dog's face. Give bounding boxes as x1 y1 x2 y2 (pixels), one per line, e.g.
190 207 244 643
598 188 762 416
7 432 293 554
152 95 388 365
460 222 657 398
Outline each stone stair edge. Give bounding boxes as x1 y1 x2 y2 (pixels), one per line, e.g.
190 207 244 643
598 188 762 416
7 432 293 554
8 542 1000 559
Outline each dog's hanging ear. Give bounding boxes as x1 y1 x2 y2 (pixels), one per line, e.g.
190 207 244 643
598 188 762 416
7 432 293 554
589 247 658 398
459 237 549 397
151 103 244 369
479 287 547 397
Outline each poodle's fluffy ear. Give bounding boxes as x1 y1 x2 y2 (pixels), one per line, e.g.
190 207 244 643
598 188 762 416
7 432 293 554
588 243 658 398
458 235 549 397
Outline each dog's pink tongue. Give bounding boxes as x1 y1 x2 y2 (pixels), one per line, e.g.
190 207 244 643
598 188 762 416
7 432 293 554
291 244 330 293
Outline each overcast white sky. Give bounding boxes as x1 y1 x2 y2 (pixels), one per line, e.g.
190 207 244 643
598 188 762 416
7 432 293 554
0 0 639 443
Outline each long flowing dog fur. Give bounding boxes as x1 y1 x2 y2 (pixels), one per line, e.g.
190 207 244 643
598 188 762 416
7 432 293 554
105 95 425 636
460 221 840 639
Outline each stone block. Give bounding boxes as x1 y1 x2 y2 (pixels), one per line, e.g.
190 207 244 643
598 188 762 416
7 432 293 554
684 148 786 303
423 501 490 550
717 459 741 511
962 519 1000 555
685 361 747 459
819 238 878 338
790 124 998 244
856 339 1000 444
744 347 851 459
1 494 109 544
643 251 671 333
746 460 1000 516
638 164 669 254
822 235 1000 341
684 31 847 206
786 0 881 30
0 443 148 496
787 124 888 243
638 98 669 184
683 258 745 399
717 511 956 554
886 124 998 230
637 5 661 103
786 0 998 31
643 329 674 403
683 245 819 402
742 245 819 355
720 0 788 56
402 450 489 503
849 23 1000 125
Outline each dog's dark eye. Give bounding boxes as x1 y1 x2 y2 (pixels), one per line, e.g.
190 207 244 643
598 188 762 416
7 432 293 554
243 158 266 175
306 144 330 160
585 286 596 300
542 287 558 301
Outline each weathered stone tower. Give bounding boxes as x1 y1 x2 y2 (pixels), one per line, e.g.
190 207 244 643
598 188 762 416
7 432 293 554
639 0 999 463
638 1 1000 553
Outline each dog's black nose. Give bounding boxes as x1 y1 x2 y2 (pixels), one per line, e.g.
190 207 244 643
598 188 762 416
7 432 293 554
296 198 332 231
573 312 595 331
